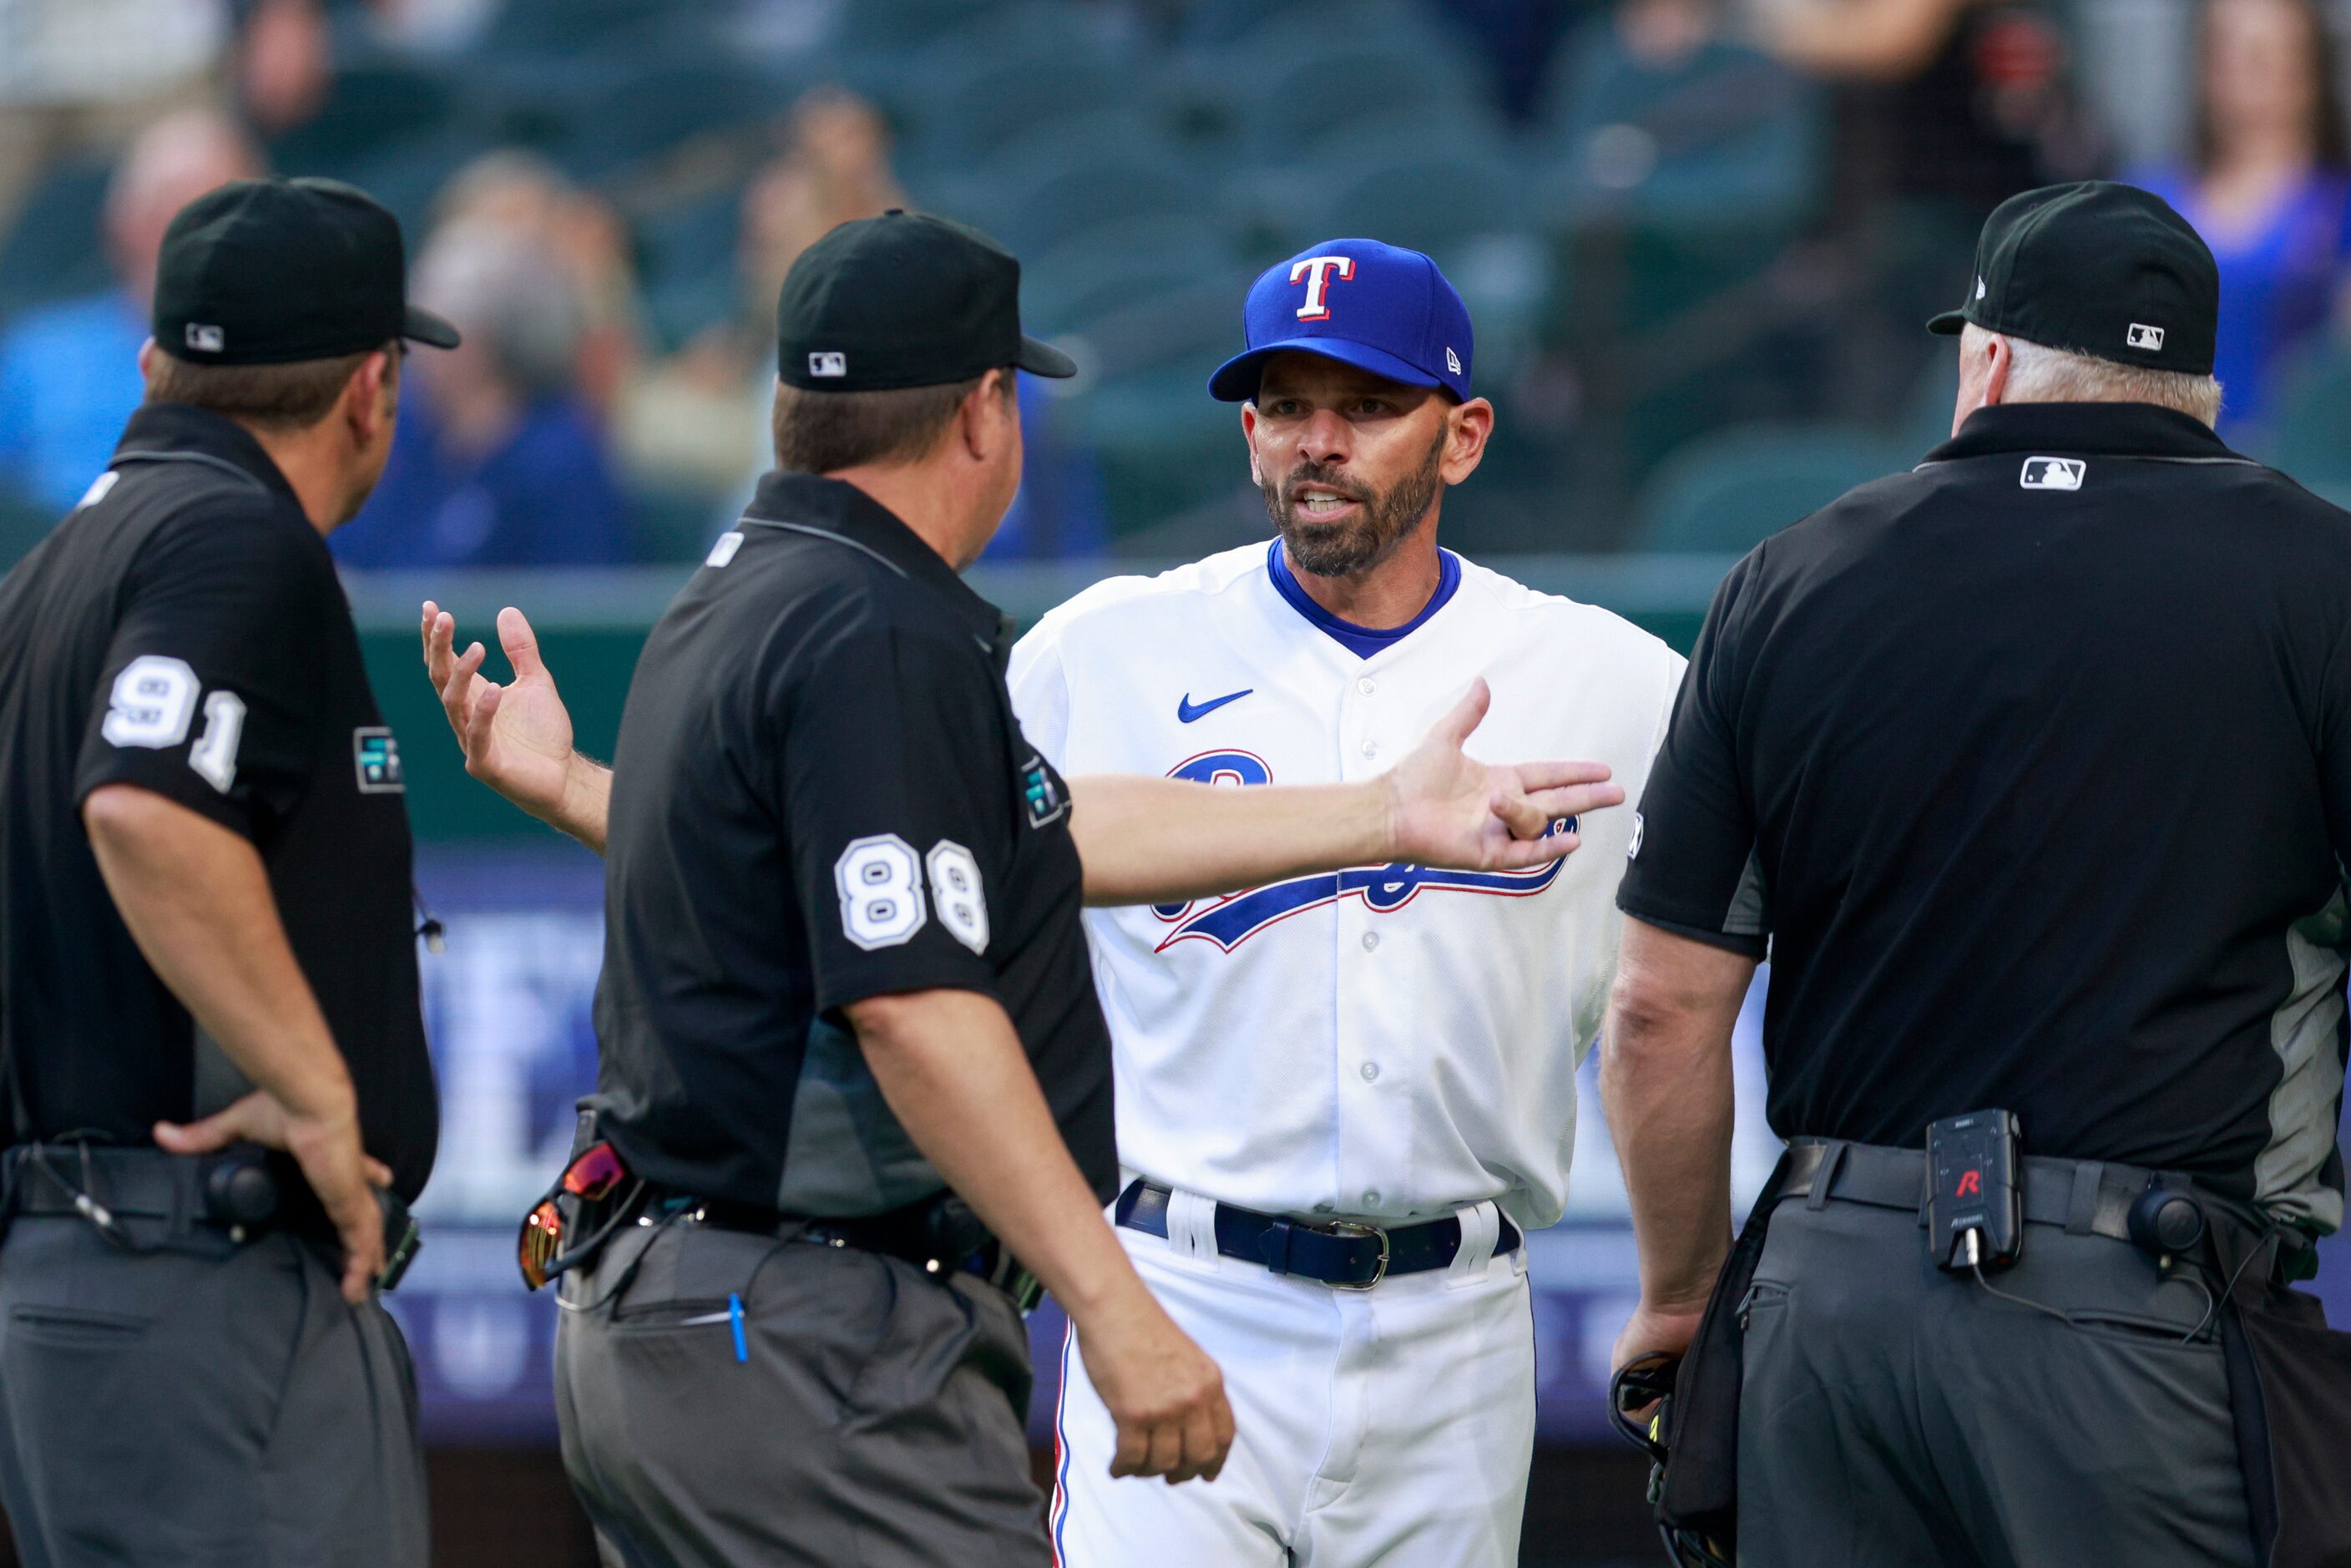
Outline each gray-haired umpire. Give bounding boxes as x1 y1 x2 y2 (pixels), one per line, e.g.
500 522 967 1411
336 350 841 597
1604 181 2351 1568
0 179 454 1565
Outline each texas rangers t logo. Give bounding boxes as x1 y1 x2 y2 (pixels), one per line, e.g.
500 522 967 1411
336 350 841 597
1290 255 1356 321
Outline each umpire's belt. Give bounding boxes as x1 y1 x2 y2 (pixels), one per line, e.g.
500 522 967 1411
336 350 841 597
1784 1137 2151 1242
1115 1179 1521 1288
0 1142 295 1238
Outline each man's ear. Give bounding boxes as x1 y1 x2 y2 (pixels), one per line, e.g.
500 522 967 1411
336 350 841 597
959 369 1013 462
1241 402 1262 488
346 349 397 448
1442 397 1494 485
137 338 158 382
1981 334 2013 409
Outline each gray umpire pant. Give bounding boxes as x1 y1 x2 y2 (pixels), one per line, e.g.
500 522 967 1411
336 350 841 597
554 1214 1047 1567
1738 1191 2255 1567
0 1215 429 1566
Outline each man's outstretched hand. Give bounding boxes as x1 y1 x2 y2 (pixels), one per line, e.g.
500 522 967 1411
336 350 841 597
421 603 608 851
1384 678 1625 871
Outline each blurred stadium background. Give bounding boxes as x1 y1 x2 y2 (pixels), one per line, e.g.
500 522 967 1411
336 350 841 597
5 0 2351 1560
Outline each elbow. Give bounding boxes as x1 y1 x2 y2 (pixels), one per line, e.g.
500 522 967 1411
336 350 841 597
1604 968 1696 1065
80 783 162 852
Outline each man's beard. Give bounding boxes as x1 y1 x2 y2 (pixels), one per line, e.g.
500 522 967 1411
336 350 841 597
1262 427 1446 579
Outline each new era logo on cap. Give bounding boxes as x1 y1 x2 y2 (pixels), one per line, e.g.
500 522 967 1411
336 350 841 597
2020 457 2086 490
2127 323 2166 351
807 351 847 377
1445 346 1461 375
185 323 224 353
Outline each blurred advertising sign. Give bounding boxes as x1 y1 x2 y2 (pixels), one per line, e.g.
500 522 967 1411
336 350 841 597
397 844 2351 1447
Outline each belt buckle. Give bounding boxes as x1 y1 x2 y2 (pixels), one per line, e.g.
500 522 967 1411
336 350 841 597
1324 1220 1390 1290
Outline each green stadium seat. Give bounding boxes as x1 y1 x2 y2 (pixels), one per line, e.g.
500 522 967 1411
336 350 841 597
1243 48 1493 158
1064 357 1247 534
551 61 800 179
990 150 1203 257
1019 216 1245 336
1635 422 1899 552
914 55 1131 163
1535 30 1822 230
267 64 466 177
0 486 54 575
830 0 1011 55
1062 277 1236 379
2270 350 2351 485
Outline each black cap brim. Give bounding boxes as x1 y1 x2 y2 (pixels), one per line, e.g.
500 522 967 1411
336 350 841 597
1926 309 1969 336
403 304 463 351
1014 334 1076 378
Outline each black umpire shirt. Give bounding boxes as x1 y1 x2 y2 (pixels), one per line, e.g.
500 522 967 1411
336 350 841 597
1620 402 2351 1230
0 403 438 1200
589 471 1115 1215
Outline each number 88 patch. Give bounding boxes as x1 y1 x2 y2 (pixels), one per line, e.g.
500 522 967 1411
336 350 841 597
832 834 989 955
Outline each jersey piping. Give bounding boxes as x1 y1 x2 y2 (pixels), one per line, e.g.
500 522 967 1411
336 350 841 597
1265 539 1463 658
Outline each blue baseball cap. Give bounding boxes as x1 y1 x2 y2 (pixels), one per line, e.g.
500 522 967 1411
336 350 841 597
1208 237 1474 403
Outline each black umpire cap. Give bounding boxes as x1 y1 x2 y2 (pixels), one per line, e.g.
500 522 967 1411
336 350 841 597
154 177 461 366
1928 181 2219 376
776 210 1075 392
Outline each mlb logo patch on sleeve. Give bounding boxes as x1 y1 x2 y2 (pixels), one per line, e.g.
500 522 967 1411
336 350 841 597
2020 457 2086 491
354 728 405 793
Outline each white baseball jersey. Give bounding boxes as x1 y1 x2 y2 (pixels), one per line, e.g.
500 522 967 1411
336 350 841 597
1007 540 1685 1232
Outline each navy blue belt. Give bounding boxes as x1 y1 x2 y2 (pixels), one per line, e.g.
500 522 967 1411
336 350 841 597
1114 1179 1521 1289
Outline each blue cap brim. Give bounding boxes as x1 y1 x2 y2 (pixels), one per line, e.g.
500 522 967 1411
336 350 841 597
1207 336 1445 402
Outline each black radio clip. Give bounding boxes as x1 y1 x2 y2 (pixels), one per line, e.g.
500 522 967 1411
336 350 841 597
1924 1110 2024 1272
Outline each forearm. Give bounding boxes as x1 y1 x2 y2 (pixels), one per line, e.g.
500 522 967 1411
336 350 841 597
1067 773 1392 906
849 988 1150 1323
1599 921 1754 1308
544 755 610 854
1753 0 1960 78
83 786 353 1120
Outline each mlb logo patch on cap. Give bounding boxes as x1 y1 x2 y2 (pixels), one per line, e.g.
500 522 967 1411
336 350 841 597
807 351 847 377
2126 323 2166 352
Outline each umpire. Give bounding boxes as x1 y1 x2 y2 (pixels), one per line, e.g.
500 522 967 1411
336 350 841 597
0 179 453 1565
1605 181 2351 1567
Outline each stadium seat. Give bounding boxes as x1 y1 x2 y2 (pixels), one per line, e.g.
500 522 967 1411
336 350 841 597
915 54 1131 163
2269 350 2351 485
1308 149 1523 257
829 0 1011 56
1535 29 1822 230
0 486 53 574
549 60 801 179
0 157 110 321
1241 48 1494 159
1019 215 1245 337
988 149 1203 257
1635 422 1899 552
1065 357 1249 534
267 64 468 178
1063 277 1237 379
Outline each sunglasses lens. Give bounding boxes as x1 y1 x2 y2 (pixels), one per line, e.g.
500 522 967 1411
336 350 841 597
517 1201 563 1290
563 1142 626 1200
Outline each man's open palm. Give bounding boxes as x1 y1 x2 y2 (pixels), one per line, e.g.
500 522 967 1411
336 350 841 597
421 603 579 822
1387 679 1625 871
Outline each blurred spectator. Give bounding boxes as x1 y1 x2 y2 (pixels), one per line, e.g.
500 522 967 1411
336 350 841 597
1438 0 1589 120
430 149 644 416
0 109 260 513
331 220 632 569
0 0 324 247
2132 0 2348 436
1754 0 2104 225
982 374 1110 561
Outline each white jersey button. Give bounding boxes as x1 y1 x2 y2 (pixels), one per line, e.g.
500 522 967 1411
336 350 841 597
1363 1190 1382 1207
1357 677 1376 695
1360 1061 1380 1081
1361 931 1379 951
1360 739 1379 758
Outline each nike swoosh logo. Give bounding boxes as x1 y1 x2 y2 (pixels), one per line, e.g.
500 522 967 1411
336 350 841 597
1177 689 1252 723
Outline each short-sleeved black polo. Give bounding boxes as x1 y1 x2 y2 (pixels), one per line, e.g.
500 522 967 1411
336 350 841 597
1621 402 2351 1230
589 472 1114 1215
0 403 439 1201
